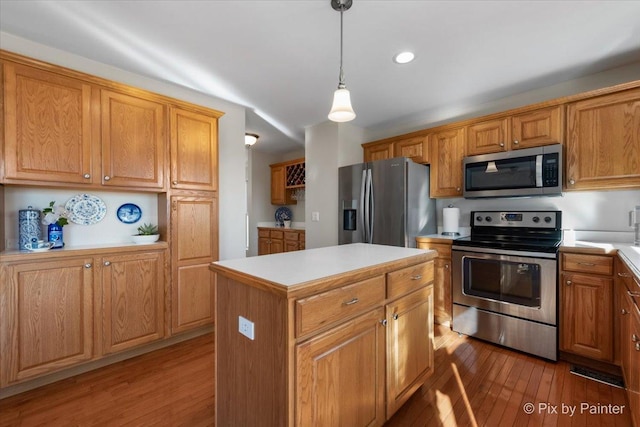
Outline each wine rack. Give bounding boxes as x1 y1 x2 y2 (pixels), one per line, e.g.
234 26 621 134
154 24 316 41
285 161 305 188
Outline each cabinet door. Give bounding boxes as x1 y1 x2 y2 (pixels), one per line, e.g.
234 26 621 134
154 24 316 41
0 258 94 386
394 136 429 163
102 251 165 354
170 196 218 334
560 272 613 361
258 237 271 255
511 105 563 150
386 286 434 417
296 308 385 427
270 237 284 254
429 128 465 198
628 306 640 427
617 280 632 385
284 239 299 252
466 117 509 156
363 142 393 162
433 257 452 325
3 62 94 184
100 89 166 189
270 165 294 205
170 107 219 191
566 88 640 191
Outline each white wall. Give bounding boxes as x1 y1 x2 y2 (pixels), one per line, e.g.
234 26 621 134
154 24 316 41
305 121 364 249
1 33 248 260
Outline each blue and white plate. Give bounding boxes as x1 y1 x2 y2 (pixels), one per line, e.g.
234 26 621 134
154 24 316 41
116 203 142 224
275 207 292 225
65 194 107 225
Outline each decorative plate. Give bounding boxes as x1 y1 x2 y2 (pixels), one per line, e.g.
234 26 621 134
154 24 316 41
116 203 142 224
275 207 292 225
65 194 107 225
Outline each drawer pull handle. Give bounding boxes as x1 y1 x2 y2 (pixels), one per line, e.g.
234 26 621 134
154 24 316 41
577 262 596 266
380 319 387 327
628 290 640 297
411 275 422 280
618 272 632 278
393 313 399 320
343 297 359 306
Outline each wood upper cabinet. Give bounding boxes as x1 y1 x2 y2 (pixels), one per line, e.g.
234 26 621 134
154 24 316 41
363 141 393 162
3 62 94 184
99 89 166 189
0 257 94 386
394 136 429 163
270 165 295 205
466 117 510 156
430 128 465 198
170 196 218 334
101 251 165 354
566 87 640 191
169 107 219 191
511 105 563 150
560 252 614 362
386 286 434 416
296 308 386 427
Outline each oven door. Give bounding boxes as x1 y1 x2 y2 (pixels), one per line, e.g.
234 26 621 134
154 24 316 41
452 248 557 325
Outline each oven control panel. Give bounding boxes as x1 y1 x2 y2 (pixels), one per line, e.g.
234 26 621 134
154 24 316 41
471 211 560 228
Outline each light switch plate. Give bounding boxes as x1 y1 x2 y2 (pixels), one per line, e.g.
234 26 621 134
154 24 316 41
312 211 320 222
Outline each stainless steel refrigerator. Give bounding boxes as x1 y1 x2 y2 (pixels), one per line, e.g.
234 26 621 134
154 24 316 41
338 157 436 247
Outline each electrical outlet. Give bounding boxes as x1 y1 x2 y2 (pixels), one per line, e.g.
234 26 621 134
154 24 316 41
312 211 320 222
238 316 255 340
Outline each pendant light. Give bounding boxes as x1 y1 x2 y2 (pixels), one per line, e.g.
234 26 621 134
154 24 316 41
245 133 259 146
328 0 356 122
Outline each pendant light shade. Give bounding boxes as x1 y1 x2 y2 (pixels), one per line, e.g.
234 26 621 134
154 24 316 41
328 0 356 123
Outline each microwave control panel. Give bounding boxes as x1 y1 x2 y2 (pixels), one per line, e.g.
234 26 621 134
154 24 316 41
542 153 560 187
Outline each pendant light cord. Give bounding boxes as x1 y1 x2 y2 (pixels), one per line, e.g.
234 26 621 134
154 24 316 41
338 4 345 89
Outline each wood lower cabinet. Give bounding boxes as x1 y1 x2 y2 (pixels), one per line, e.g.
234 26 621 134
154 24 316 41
566 87 640 191
0 257 94 386
258 227 304 255
416 238 452 325
101 251 165 355
385 286 434 416
429 128 465 198
560 252 614 361
169 106 221 191
170 195 218 334
296 308 386 427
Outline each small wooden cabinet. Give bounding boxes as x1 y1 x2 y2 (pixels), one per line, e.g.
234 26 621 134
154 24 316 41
393 136 429 163
270 158 304 205
429 128 465 198
363 141 393 162
566 87 640 191
170 196 218 334
0 257 95 386
416 238 452 325
466 117 510 156
169 106 220 191
560 252 614 361
101 251 165 355
258 227 304 255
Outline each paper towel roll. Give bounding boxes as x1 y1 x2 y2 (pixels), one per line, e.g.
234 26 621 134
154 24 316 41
442 208 460 234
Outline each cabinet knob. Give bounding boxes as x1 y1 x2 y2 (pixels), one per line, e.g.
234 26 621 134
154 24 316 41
621 308 628 315
172 181 178 185
499 142 505 147
84 263 92 268
393 313 399 320
380 319 388 327
513 140 519 145
636 342 640 351
633 334 639 342
569 178 575 185
445 264 450 269
456 187 461 192
566 280 572 286
104 261 111 266
104 175 111 181
83 173 91 179
343 297 359 306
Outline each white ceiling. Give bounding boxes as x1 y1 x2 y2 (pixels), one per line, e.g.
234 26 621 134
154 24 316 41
1 0 640 153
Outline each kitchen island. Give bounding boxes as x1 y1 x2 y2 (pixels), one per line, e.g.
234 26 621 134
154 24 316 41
210 243 436 427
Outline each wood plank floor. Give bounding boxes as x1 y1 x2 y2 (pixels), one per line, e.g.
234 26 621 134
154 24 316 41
0 325 632 426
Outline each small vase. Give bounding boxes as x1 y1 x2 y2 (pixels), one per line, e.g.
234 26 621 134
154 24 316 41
48 223 64 249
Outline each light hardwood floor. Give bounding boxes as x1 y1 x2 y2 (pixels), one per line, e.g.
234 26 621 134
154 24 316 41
0 325 632 426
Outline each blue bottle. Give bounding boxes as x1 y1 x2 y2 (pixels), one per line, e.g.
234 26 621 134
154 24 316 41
48 223 64 249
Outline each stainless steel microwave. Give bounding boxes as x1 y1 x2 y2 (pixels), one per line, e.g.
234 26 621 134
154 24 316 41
463 144 562 198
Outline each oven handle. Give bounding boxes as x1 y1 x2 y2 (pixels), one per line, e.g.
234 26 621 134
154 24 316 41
451 245 557 259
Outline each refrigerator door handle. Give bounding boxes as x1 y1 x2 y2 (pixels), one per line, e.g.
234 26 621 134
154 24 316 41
367 168 374 242
364 169 371 243
360 169 367 242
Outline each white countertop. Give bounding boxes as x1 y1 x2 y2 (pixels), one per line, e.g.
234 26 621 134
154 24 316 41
212 243 432 287
561 240 640 278
615 244 640 278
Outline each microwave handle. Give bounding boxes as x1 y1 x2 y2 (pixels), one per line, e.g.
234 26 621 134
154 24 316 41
536 155 543 187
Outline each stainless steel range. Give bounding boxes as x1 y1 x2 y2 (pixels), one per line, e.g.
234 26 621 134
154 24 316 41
452 210 562 361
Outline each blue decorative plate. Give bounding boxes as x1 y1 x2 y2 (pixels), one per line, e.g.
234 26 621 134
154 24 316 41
65 194 107 225
116 203 142 224
275 207 292 225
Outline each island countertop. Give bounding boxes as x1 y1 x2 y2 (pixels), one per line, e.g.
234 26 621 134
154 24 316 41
210 243 435 293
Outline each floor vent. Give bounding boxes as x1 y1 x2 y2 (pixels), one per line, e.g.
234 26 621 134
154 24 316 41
570 365 625 388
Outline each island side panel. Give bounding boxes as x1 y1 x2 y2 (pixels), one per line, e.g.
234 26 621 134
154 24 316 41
215 273 288 426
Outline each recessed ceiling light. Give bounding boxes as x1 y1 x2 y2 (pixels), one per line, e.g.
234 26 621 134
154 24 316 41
393 51 415 64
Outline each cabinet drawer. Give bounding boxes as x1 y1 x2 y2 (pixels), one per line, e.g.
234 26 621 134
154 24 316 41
562 253 613 275
387 261 434 300
295 275 385 337
284 231 300 241
258 229 270 238
270 230 284 239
